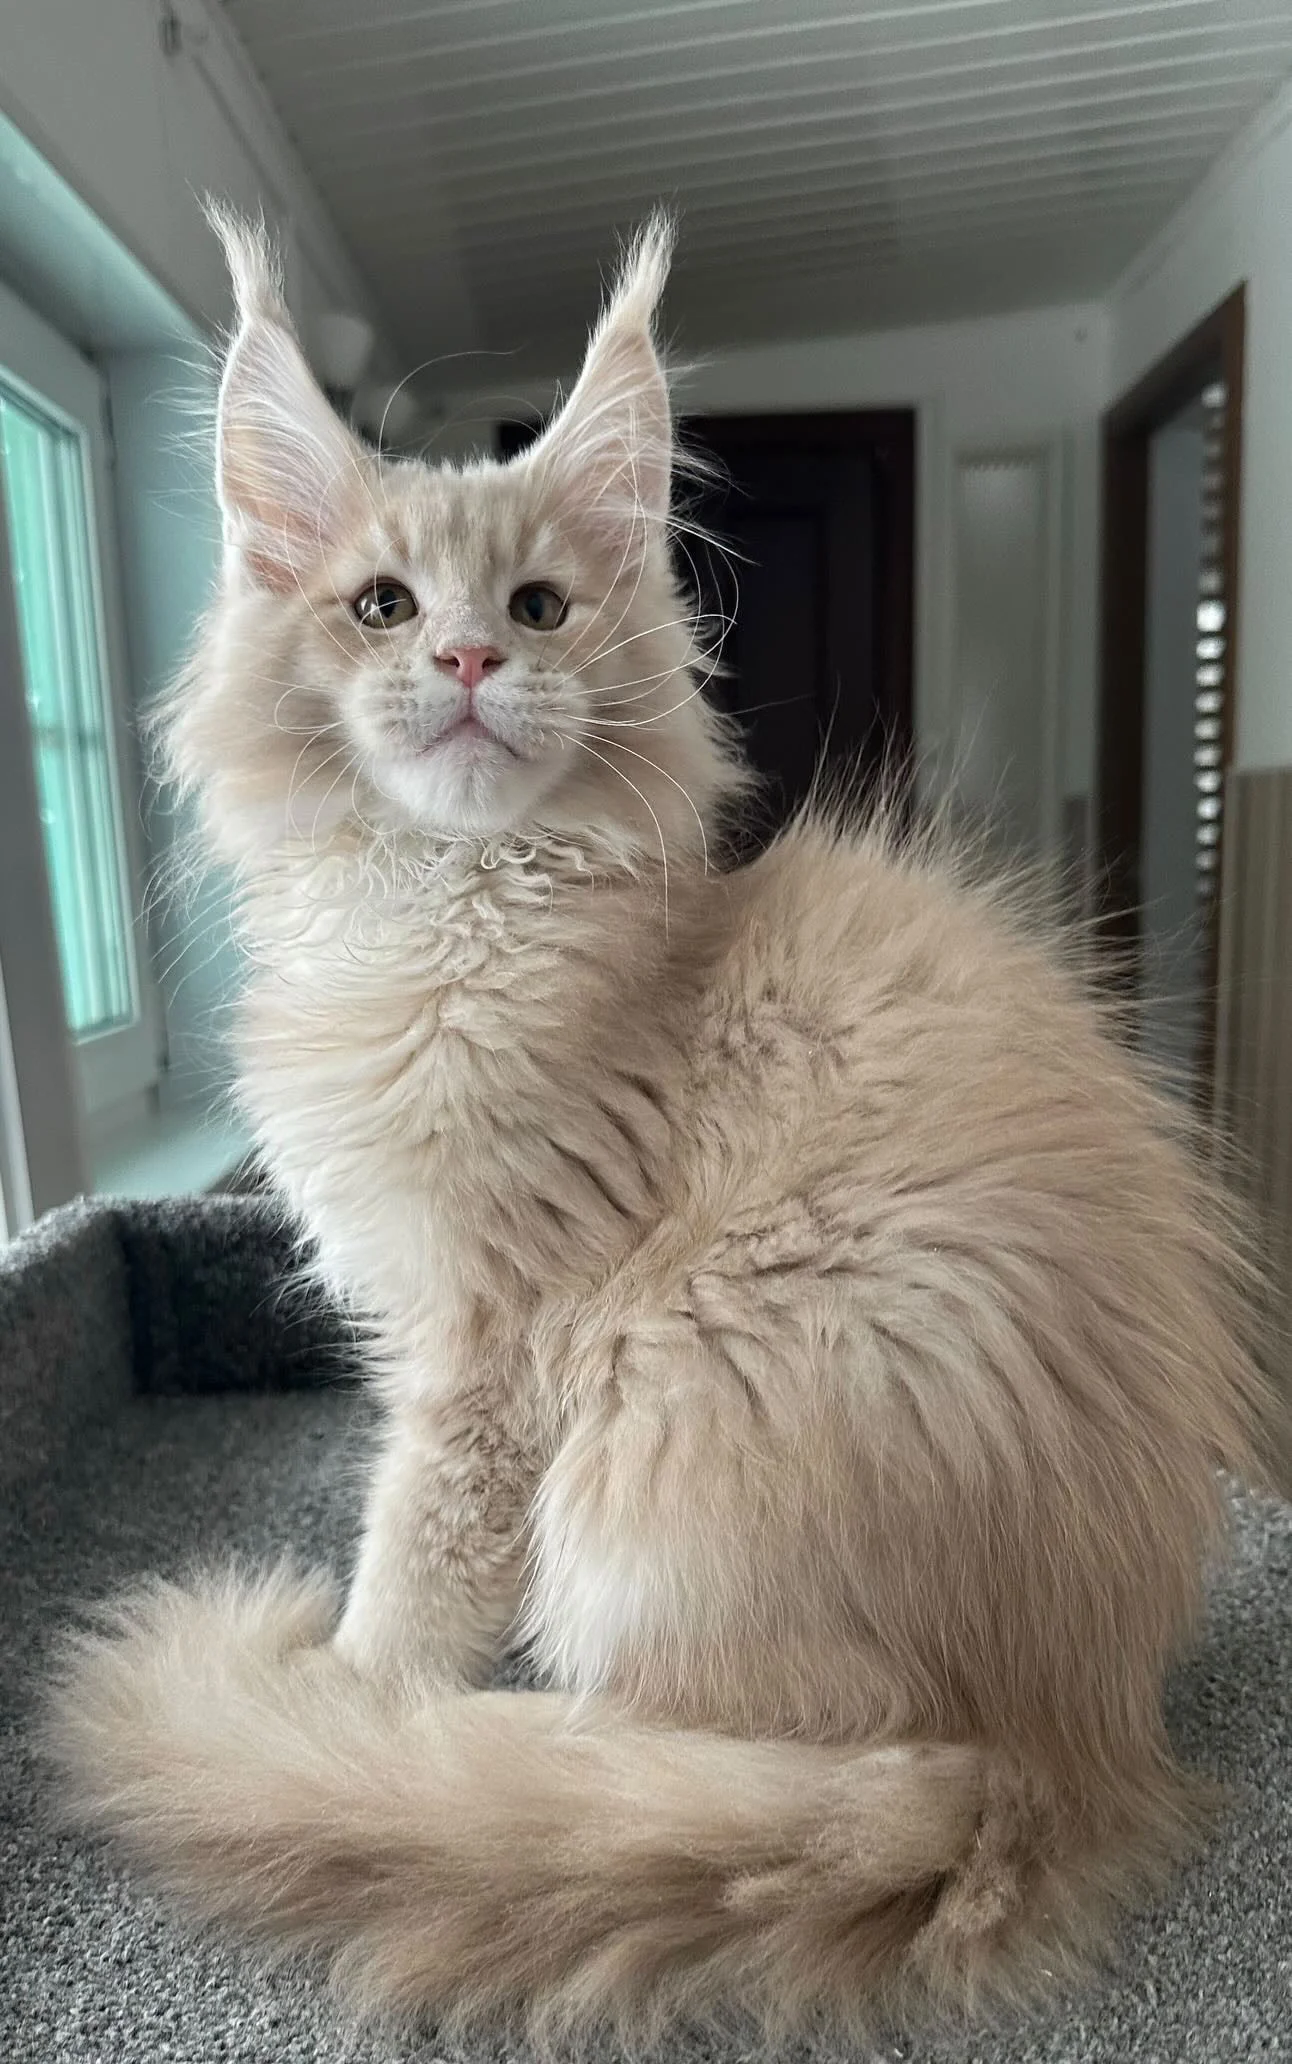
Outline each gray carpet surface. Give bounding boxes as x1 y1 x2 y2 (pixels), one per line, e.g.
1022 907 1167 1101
3 1382 1290 2063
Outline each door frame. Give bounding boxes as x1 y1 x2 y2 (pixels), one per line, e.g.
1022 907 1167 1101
1095 284 1245 1092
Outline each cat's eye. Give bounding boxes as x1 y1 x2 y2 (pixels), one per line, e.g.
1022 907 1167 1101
509 584 568 632
353 578 418 630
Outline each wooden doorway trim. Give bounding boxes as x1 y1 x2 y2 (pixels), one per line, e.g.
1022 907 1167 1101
1095 285 1245 1082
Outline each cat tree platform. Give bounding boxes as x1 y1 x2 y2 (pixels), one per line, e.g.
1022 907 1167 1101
2 1195 1289 2062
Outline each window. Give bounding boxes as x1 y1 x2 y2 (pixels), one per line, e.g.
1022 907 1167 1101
0 382 137 1038
0 280 158 1122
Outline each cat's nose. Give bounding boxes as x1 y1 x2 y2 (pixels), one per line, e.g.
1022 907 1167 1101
435 644 504 693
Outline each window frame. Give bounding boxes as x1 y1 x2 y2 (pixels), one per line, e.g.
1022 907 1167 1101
0 277 162 1123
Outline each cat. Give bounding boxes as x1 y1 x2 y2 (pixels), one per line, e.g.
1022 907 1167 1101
44 210 1271 2047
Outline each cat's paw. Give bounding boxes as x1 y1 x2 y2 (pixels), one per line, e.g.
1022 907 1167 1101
329 1617 463 1701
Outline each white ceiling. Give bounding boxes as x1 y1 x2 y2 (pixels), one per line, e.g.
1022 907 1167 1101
221 0 1292 376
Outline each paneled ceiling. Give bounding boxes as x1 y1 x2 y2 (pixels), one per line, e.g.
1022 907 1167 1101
220 0 1292 375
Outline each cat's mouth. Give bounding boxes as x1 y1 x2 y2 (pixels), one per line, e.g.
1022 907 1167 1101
410 715 520 761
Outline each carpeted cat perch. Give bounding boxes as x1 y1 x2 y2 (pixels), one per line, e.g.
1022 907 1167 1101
1 1194 1289 2062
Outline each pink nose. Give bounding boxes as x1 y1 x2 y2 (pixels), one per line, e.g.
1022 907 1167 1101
435 644 504 693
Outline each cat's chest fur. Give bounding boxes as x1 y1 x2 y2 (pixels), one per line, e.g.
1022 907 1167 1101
235 841 680 1367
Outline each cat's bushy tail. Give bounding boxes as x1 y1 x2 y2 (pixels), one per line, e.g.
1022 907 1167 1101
41 1562 1185 2041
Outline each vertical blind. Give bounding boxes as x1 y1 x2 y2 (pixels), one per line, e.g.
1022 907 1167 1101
1193 382 1228 927
0 378 136 1040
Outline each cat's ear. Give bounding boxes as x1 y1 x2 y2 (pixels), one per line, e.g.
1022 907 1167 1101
209 206 369 593
527 215 674 559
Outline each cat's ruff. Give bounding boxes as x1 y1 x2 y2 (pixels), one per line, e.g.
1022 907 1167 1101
43 211 1270 2044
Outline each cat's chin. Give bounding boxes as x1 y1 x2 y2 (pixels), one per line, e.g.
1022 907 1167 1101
371 740 563 839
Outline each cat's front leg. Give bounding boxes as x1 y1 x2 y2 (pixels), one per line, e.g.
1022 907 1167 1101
333 1388 537 1695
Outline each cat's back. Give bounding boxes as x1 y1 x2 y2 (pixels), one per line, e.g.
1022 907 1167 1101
724 812 1062 1022
688 813 1171 1208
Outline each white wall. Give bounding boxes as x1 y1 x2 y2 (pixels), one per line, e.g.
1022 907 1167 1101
439 300 1109 815
0 0 395 364
1110 81 1292 773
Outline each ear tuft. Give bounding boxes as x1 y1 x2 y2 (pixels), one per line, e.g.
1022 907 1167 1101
203 199 288 327
606 210 675 334
523 213 676 560
208 206 369 593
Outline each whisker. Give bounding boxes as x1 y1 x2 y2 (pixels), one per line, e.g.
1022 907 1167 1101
575 630 729 715
577 630 727 709
562 612 701 675
583 685 707 731
306 749 364 853
589 689 807 732
569 726 711 878
553 479 650 676
561 732 673 933
345 759 389 848
282 735 358 850
285 733 355 828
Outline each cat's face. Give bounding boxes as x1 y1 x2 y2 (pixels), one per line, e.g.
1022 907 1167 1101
216 443 686 845
178 213 736 860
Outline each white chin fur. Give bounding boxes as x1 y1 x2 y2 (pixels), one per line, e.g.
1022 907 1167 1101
371 737 564 837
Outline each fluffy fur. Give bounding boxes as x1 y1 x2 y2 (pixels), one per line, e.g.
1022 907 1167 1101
44 212 1271 2047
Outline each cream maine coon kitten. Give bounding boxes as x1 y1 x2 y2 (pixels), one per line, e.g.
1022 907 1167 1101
47 214 1270 2045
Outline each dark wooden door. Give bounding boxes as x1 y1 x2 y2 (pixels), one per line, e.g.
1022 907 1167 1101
497 407 915 852
680 412 915 848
